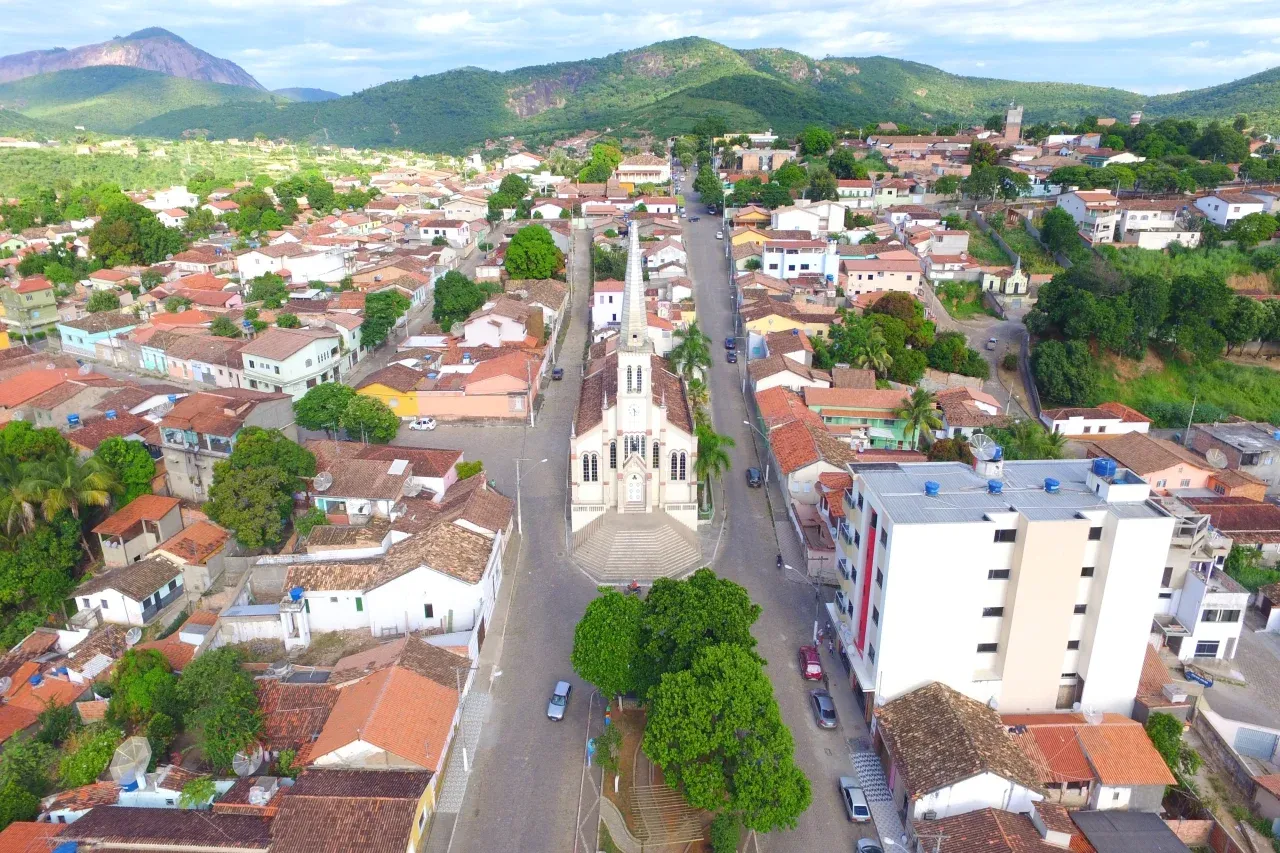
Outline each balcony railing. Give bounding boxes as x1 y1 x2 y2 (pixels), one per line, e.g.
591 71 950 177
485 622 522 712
141 586 185 624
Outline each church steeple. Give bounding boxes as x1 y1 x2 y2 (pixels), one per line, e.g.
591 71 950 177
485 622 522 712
619 229 651 353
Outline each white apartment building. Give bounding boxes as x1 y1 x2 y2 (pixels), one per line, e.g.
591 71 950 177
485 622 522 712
236 244 347 282
239 327 344 399
761 240 840 281
837 180 874 209
143 185 198 211
830 457 1176 720
1057 190 1119 244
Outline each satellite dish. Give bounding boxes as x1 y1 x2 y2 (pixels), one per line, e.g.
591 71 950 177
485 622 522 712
971 432 999 461
124 627 142 647
232 745 265 777
0 677 11 695
1206 448 1228 469
10 412 23 421
313 472 333 492
109 736 152 787
154 401 173 416
403 479 423 497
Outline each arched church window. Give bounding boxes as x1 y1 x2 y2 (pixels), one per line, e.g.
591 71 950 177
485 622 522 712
609 441 617 469
652 441 660 469
636 365 643 393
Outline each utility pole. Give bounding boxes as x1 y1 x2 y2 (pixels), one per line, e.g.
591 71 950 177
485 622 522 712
1184 395 1198 446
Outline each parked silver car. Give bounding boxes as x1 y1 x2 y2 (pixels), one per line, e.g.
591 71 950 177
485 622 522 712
839 778 872 823
809 689 838 729
547 680 572 721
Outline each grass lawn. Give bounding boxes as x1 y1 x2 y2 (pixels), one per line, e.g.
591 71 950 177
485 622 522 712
962 223 1012 265
936 281 998 320
1096 354 1280 425
996 227 1063 276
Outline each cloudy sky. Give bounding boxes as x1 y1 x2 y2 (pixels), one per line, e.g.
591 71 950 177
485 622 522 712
5 0 1280 95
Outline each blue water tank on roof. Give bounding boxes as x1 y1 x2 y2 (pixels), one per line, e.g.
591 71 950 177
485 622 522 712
987 479 1004 495
289 586 304 602
924 481 940 497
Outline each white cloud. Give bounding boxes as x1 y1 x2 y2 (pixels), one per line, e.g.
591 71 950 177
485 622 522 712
1190 40 1210 48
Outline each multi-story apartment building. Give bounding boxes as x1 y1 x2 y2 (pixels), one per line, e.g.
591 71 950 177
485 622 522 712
1 275 58 337
159 389 295 501
238 327 343 400
830 457 1176 720
1056 190 1119 244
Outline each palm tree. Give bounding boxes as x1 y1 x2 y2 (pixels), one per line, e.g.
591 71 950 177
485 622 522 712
694 423 735 513
0 457 38 536
852 325 892 376
686 378 710 426
668 321 712 381
23 456 119 552
1036 425 1068 460
894 388 942 449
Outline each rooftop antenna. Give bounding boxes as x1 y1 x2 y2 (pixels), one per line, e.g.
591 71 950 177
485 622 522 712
124 627 142 647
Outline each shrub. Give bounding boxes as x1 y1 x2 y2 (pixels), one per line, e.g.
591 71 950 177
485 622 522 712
1002 352 1018 371
710 813 741 853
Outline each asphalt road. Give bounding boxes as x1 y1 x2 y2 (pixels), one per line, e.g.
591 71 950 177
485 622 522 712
417 229 602 853
681 190 879 851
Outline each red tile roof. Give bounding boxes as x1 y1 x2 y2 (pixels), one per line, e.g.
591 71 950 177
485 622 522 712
92 494 181 536
155 520 230 565
0 820 62 853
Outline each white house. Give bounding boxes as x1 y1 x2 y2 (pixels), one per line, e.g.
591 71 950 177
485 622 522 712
155 208 189 229
761 239 840 281
239 327 344 399
420 219 473 248
144 186 198 211
460 297 535 347
615 155 671 186
642 238 687 270
502 152 545 172
837 180 874 209
73 554 186 627
592 278 624 329
529 200 570 220
1057 190 1120 244
875 682 1044 821
748 354 831 394
1194 192 1266 229
440 196 489 221
202 200 240 218
772 202 848 237
637 196 679 214
236 244 347 282
1040 404 1152 437
840 256 924 300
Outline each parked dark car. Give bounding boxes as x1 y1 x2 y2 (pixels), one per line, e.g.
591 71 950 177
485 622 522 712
724 337 735 350
726 350 738 364
551 367 565 380
746 467 763 488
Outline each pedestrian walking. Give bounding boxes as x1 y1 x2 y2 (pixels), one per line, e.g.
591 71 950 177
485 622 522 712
822 673 830 691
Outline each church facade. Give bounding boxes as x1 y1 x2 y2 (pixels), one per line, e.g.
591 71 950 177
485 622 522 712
571 232 698 533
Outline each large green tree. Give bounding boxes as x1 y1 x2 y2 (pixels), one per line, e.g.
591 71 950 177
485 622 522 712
206 465 295 550
86 291 121 313
339 395 399 443
361 290 412 349
636 568 760 699
108 649 178 727
94 436 156 507
571 588 643 701
432 270 490 330
293 383 357 432
88 201 187 267
894 388 942 449
643 644 811 831
799 126 834 157
175 648 262 773
505 225 562 279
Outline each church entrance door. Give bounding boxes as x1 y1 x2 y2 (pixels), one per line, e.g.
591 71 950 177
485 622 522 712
626 473 644 504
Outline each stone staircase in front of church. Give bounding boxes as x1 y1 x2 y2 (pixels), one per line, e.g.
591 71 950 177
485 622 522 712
572 510 703 583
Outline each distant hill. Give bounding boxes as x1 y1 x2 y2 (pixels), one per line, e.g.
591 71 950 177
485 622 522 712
0 27 263 89
0 66 281 134
273 87 340 102
0 106 68 138
129 37 1163 151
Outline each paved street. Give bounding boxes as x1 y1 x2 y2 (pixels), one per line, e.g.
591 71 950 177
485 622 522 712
681 189 879 851
417 229 603 853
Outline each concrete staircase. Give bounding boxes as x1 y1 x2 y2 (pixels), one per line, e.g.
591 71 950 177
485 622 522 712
572 510 703 583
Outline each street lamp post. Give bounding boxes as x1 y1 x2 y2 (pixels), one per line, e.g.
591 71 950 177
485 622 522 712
515 457 549 534
742 419 771 484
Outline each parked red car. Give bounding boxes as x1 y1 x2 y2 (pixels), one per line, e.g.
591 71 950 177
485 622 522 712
798 645 823 680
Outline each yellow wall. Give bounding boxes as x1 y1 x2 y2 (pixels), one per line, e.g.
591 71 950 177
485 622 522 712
731 229 769 247
357 383 420 418
0 330 10 349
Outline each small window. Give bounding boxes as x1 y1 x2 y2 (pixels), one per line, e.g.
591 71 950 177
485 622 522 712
871 606 879 625
304 600 310 613
868 644 877 664
1081 566 1095 577
82 597 90 608
982 607 1004 617
879 527 887 546
330 596 338 603
101 599 109 609
994 529 1017 543
1067 640 1080 650
988 569 1011 580
355 597 363 612
165 798 175 806
425 604 434 619
1180 479 1191 488
1073 604 1087 614
875 569 883 588
1088 527 1103 540
1158 592 1173 600
976 643 998 653
1062 672 1079 679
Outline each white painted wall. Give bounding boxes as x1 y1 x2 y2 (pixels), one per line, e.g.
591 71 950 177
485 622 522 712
911 773 1043 820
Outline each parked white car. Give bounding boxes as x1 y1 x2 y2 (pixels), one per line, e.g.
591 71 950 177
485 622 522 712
408 417 437 431
715 231 724 239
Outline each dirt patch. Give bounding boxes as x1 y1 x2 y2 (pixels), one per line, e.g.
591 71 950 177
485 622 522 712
1109 348 1167 382
1227 272 1275 293
291 629 383 667
221 638 285 663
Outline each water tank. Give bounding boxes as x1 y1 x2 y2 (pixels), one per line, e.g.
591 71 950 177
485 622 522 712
289 586 304 602
1044 478 1060 494
924 481 940 497
28 673 42 686
987 479 1004 495
105 410 117 420
66 413 80 427
167 394 178 403
1273 430 1280 441
52 843 78 853
1091 457 1116 478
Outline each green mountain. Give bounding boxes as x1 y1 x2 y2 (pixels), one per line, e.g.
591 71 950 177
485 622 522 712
56 37 1280 151
0 66 282 134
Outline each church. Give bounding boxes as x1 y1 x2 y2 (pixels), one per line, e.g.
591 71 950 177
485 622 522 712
571 231 699 533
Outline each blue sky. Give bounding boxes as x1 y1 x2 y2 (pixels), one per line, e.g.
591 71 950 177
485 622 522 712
5 0 1280 96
